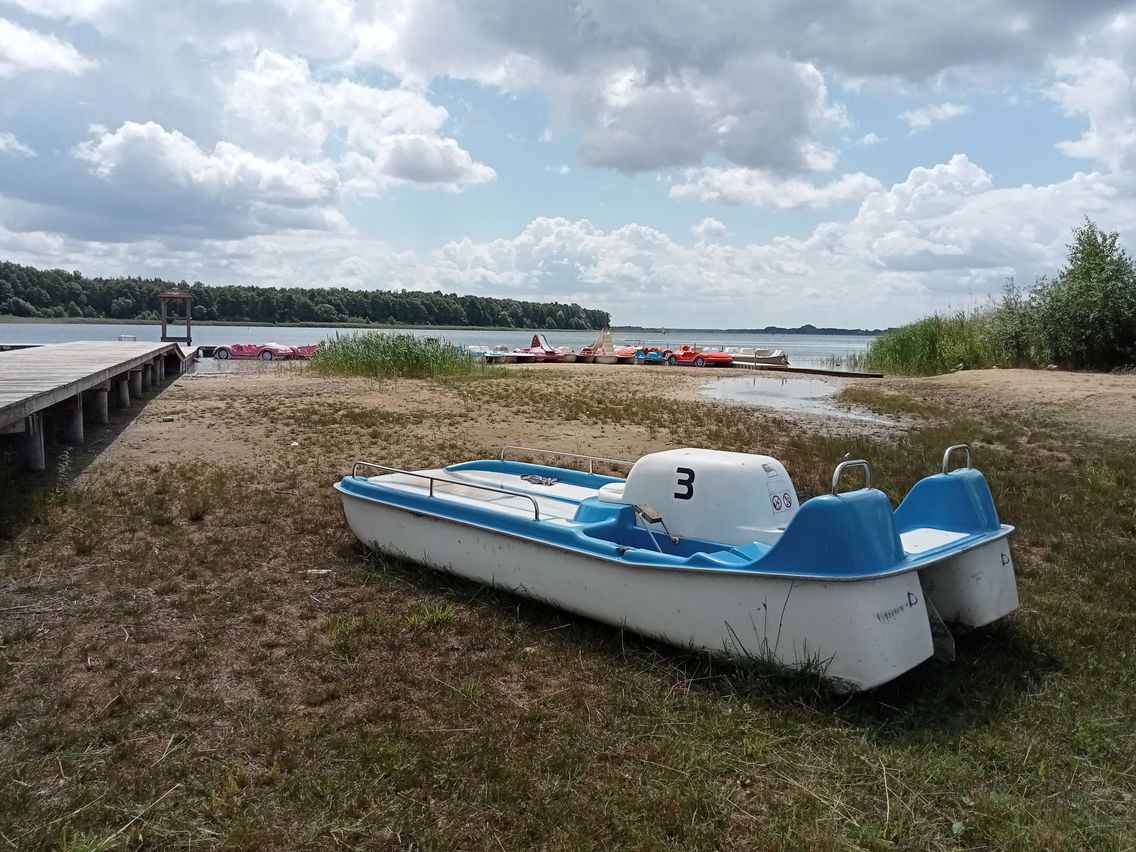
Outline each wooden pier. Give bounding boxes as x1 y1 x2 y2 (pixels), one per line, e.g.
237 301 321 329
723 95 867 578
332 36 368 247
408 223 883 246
730 361 884 379
0 341 186 470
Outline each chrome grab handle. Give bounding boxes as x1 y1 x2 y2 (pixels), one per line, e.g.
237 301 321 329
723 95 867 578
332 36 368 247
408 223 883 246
351 461 542 521
832 459 872 495
942 443 972 474
499 445 635 474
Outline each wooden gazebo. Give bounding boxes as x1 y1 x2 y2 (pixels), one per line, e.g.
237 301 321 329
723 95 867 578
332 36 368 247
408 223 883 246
159 287 192 345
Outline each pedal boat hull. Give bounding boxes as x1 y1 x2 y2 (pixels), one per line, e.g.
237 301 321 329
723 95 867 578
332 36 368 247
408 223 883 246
335 448 1015 692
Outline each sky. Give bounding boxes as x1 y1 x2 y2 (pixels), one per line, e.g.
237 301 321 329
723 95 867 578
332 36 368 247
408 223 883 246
1 1 1135 328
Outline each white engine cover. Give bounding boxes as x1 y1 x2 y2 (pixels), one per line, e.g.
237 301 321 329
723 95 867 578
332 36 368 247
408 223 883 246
617 448 798 545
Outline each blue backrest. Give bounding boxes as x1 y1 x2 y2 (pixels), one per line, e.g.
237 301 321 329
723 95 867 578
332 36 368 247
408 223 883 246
893 469 1001 534
761 489 905 576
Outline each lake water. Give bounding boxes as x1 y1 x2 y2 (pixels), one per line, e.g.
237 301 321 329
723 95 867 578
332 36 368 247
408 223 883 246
0 321 874 369
700 375 890 423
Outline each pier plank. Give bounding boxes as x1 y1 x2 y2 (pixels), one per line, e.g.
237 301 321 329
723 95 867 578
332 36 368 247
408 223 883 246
0 341 185 429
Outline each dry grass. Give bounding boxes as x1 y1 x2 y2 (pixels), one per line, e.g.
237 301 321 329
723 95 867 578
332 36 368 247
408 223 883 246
0 363 1133 850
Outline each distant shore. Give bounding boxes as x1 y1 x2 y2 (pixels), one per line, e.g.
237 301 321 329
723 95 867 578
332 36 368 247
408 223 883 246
0 315 881 336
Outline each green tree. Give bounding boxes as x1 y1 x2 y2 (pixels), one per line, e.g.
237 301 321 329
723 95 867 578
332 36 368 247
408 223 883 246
109 297 135 318
1030 218 1136 369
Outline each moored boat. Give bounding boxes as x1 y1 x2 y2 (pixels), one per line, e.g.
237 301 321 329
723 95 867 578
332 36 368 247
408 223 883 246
580 329 619 364
515 333 564 362
614 339 639 364
335 443 1018 691
635 347 667 365
726 346 790 366
483 345 517 364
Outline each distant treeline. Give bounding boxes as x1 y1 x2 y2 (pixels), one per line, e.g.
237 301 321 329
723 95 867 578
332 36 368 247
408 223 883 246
0 262 611 330
618 323 885 335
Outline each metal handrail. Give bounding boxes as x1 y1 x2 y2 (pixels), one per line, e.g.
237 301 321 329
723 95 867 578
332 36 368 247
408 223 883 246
832 459 872 494
499 445 635 474
942 443 972 474
351 461 542 521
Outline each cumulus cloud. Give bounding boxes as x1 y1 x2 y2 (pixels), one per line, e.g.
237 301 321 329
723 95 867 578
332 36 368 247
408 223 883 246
0 17 97 77
670 168 884 209
0 1 121 22
344 134 496 193
71 121 344 237
1048 56 1136 172
901 102 970 132
0 130 35 156
334 0 1130 173
224 50 494 191
692 217 727 241
226 51 449 154
4 155 1134 327
75 121 337 202
2 0 1136 329
569 58 847 174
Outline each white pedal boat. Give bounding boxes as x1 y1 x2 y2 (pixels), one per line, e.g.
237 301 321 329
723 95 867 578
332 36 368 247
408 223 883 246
335 444 1018 691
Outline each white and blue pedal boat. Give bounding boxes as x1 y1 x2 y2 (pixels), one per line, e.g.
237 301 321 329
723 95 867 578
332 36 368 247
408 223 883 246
335 445 1018 691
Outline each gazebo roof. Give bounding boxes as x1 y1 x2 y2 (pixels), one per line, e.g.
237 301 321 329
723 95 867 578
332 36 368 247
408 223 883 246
159 287 192 300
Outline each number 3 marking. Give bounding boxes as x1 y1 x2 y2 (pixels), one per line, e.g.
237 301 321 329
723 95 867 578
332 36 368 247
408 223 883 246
674 467 695 500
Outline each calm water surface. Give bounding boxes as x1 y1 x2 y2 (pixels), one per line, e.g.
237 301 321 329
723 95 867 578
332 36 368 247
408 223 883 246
700 375 891 423
0 322 874 369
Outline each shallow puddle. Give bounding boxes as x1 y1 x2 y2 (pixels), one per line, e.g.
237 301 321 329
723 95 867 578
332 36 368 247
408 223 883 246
699 375 891 423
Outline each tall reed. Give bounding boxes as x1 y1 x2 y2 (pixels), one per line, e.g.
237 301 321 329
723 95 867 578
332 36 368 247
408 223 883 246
309 333 496 379
866 311 994 375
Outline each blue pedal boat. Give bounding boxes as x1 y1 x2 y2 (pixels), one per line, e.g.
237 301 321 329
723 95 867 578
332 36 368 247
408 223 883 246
336 444 1018 691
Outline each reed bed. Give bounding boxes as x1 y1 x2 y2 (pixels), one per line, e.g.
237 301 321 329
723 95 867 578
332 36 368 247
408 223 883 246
867 219 1136 375
309 332 497 379
866 311 993 376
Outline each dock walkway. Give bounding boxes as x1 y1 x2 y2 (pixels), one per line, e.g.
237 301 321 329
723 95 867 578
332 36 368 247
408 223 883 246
0 341 185 470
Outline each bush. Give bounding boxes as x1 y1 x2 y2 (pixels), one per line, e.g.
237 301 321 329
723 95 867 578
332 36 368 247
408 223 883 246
1028 219 1136 370
984 279 1033 367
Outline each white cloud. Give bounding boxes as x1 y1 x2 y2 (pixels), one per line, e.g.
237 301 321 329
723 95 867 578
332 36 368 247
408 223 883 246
4 156 1134 327
224 50 494 191
74 121 337 202
670 168 884 209
900 102 970 132
0 1 121 22
545 164 571 174
0 130 34 156
2 0 1136 330
692 217 726 241
226 51 449 155
344 134 496 193
70 121 344 238
1048 56 1136 172
0 17 97 77
569 58 847 174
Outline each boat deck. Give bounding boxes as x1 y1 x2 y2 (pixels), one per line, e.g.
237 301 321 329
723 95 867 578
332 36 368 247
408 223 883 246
372 468 593 523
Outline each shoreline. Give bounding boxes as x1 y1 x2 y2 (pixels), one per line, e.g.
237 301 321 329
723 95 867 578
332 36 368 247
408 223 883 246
0 315 880 336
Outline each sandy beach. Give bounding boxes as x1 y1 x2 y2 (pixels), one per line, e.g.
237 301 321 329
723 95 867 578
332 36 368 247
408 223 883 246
3 360 1134 849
